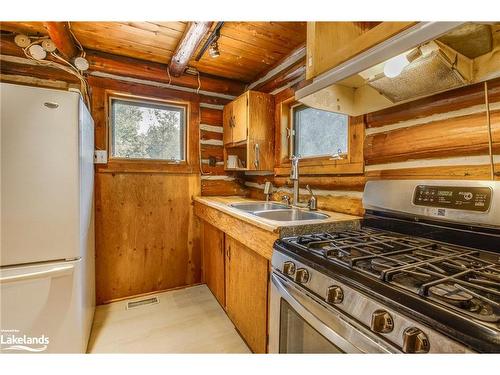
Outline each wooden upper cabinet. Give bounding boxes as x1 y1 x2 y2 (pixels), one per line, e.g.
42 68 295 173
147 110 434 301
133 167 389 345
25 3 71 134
222 100 234 146
225 236 269 353
306 22 417 79
223 90 274 171
232 94 249 144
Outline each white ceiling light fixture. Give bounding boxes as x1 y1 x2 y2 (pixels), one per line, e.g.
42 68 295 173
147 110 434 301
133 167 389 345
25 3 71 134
41 39 57 53
383 48 423 78
14 34 31 48
74 56 90 71
28 44 47 60
209 41 220 58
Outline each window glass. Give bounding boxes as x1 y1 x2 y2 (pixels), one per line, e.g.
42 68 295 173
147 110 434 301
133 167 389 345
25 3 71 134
293 105 348 158
111 98 186 161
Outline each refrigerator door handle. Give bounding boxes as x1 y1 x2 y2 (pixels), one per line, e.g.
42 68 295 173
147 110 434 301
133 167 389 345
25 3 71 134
0 262 77 285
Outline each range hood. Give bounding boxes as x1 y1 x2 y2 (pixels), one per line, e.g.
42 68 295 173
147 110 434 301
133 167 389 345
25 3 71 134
296 22 500 116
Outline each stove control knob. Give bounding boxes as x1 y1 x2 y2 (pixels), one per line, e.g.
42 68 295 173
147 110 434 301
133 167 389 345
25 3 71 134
326 286 344 304
402 327 430 353
295 268 310 284
283 261 296 276
371 310 394 333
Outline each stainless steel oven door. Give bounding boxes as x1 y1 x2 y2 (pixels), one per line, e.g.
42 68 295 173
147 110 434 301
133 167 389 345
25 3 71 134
269 272 398 353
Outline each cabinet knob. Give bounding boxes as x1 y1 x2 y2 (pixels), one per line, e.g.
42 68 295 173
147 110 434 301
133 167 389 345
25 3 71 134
371 310 394 333
402 327 430 353
295 268 309 284
283 261 296 277
326 285 344 304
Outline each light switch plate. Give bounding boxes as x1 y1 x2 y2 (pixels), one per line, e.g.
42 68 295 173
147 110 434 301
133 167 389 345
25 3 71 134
94 150 107 164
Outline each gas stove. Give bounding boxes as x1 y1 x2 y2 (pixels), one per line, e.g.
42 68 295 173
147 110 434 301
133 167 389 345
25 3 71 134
270 180 500 353
288 228 500 325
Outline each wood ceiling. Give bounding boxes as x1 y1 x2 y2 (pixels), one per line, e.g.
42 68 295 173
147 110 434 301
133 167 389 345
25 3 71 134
0 21 306 83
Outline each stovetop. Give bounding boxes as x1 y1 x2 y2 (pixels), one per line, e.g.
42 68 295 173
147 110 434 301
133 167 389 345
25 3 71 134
284 227 500 326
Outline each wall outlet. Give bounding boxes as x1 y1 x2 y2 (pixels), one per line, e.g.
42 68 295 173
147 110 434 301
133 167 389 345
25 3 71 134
94 150 108 164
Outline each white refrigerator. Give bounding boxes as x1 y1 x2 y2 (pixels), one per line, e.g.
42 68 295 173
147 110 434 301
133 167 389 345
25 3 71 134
0 83 95 353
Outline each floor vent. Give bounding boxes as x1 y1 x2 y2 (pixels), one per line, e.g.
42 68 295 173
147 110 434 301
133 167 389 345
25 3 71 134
126 296 159 309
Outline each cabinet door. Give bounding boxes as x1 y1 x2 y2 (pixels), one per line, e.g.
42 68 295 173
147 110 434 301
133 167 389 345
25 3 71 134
307 22 417 79
225 236 268 353
222 101 233 145
231 94 248 144
202 222 225 307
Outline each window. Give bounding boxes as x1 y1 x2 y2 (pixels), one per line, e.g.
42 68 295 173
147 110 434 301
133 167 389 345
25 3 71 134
110 97 186 161
292 104 348 158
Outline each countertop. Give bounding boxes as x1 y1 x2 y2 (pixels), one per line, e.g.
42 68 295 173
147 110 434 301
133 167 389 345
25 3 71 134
193 196 361 237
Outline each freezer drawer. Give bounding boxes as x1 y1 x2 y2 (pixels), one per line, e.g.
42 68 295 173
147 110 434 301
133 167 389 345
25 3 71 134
0 259 92 353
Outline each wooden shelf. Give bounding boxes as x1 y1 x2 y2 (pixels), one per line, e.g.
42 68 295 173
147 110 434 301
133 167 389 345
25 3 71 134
224 167 248 171
225 140 248 148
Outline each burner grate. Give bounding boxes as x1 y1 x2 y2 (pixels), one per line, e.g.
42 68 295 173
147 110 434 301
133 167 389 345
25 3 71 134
285 229 500 322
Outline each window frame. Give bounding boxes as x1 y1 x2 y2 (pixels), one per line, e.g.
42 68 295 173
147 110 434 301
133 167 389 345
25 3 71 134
290 103 349 160
108 94 188 163
274 96 364 176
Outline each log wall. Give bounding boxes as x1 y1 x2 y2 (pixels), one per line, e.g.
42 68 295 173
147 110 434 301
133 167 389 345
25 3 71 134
244 78 500 217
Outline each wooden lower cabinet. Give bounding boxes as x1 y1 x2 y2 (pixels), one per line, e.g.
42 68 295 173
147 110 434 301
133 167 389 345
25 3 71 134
201 222 226 307
201 221 270 353
225 235 269 353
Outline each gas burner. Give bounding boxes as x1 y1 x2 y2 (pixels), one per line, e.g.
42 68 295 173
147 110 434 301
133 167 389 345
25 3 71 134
282 227 500 325
429 283 473 307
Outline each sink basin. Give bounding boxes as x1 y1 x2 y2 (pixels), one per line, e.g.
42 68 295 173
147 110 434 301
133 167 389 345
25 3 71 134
252 209 329 221
230 202 290 212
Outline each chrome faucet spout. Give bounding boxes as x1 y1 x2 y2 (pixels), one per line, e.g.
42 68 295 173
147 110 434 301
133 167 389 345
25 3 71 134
290 155 300 206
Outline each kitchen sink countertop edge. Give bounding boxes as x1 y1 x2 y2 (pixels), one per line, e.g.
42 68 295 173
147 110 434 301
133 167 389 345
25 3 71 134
193 196 362 237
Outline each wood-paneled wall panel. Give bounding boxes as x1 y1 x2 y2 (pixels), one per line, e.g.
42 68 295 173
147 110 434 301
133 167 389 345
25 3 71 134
366 164 500 180
95 173 201 304
366 78 500 128
364 110 500 165
200 107 223 125
201 179 248 196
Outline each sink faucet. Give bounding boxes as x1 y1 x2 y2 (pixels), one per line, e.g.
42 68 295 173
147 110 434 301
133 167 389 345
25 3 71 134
290 155 300 206
289 155 317 210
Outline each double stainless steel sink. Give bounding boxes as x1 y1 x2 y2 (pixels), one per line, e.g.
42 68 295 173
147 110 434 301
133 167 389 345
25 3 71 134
229 202 329 222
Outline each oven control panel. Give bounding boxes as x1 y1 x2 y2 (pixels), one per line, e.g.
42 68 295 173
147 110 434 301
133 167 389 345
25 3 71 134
413 185 492 212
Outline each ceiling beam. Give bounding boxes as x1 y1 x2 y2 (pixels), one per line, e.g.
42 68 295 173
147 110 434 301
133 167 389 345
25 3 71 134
43 22 79 60
169 21 213 77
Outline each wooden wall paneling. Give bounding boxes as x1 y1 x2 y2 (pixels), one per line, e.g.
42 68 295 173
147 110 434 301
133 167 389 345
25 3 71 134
255 59 306 94
364 110 500 165
201 129 223 141
86 50 245 96
366 163 500 181
365 78 500 128
200 107 224 125
95 172 201 304
90 76 208 304
0 59 80 84
200 179 248 196
200 145 223 160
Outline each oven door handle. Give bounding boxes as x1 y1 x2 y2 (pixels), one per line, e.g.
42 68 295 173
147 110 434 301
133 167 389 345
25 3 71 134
271 272 397 353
